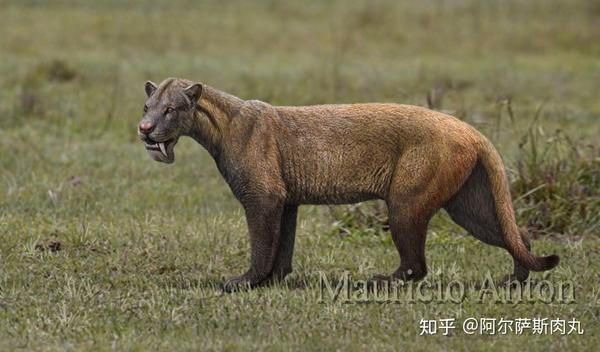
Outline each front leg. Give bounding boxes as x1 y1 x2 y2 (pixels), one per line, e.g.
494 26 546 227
268 204 299 282
223 196 284 292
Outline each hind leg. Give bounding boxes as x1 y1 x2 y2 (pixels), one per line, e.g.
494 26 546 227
371 202 432 282
444 162 530 282
446 208 530 282
375 147 475 282
386 204 431 280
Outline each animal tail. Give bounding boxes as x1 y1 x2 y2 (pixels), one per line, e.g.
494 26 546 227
477 138 559 272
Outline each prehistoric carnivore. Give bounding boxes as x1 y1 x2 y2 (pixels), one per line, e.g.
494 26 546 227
138 77 559 291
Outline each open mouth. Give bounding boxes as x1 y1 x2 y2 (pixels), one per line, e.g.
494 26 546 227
143 137 177 163
144 139 172 158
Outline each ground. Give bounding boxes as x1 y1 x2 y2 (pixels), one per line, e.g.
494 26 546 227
0 1 598 351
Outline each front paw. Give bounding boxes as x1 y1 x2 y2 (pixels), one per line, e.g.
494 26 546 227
222 275 252 292
222 271 269 292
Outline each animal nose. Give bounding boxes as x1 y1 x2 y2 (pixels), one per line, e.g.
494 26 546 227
139 121 155 135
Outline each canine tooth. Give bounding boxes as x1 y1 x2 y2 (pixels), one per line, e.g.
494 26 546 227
159 142 167 157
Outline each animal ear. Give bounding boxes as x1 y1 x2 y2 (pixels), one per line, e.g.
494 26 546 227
145 81 158 97
183 83 203 103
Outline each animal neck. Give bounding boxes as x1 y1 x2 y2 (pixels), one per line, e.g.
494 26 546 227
190 85 244 159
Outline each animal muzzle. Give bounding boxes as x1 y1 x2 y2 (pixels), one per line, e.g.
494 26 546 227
143 138 177 164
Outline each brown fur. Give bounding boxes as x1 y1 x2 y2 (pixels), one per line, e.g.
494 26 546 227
138 78 559 291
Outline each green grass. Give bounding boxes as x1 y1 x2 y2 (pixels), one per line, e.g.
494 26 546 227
0 0 598 350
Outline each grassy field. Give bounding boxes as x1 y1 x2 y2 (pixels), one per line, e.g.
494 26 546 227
0 0 599 350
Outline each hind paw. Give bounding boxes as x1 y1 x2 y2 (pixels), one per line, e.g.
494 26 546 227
392 268 427 281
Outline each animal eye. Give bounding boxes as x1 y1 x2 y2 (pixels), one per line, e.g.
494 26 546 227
165 107 175 114
143 105 148 113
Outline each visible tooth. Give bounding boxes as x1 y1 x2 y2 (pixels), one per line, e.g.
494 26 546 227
159 142 167 157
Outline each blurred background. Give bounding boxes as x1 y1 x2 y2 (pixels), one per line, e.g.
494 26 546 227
1 0 597 234
1 0 598 139
0 1 598 349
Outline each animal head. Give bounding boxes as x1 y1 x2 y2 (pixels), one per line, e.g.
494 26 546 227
137 78 203 163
